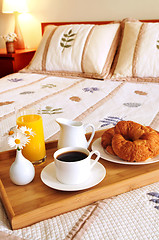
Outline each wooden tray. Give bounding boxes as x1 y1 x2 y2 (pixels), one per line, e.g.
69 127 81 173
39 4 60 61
1 130 159 230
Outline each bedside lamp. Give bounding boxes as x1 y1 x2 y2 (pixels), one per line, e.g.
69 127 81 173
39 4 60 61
2 0 28 49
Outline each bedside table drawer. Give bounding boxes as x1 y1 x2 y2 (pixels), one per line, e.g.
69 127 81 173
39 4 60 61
0 58 14 77
0 49 36 78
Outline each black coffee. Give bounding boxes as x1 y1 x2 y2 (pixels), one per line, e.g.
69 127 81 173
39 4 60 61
57 151 88 162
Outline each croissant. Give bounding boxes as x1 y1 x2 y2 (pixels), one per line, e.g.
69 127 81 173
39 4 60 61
101 121 159 162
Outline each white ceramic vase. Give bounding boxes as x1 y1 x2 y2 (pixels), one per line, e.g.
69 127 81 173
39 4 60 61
10 149 35 185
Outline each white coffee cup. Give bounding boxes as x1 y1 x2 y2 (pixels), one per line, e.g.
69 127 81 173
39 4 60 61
54 147 100 185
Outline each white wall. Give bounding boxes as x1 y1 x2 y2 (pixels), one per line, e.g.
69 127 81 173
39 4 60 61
0 0 159 49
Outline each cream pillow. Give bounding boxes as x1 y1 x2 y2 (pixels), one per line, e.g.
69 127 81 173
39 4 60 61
27 23 120 79
113 20 159 81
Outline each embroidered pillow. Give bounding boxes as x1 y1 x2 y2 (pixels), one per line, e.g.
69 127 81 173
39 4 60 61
112 19 159 81
26 23 120 79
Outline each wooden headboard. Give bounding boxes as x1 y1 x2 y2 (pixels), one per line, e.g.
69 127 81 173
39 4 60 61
41 21 113 35
41 19 159 35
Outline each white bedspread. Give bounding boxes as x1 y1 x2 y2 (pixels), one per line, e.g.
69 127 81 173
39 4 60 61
1 72 159 150
0 72 159 239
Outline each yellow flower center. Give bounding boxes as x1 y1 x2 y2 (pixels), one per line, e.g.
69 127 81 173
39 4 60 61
25 130 30 135
9 130 14 135
15 139 21 144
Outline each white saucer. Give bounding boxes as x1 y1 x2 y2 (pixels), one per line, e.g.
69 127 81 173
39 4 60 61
92 138 159 165
40 162 106 191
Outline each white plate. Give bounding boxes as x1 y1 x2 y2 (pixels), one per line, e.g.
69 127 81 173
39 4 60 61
92 138 159 165
41 162 106 191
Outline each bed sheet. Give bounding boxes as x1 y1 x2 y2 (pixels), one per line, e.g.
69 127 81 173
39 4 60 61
0 72 159 239
1 72 159 151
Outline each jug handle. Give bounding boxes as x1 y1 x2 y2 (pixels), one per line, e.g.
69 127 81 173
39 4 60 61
84 124 95 148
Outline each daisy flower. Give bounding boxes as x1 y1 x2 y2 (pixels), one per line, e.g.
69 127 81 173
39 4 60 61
8 126 18 136
19 126 35 137
1 32 17 42
8 131 30 150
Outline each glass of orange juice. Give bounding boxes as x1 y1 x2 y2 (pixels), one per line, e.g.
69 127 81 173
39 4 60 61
16 107 46 165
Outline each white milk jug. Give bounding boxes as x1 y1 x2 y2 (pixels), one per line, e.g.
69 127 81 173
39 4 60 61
56 118 95 149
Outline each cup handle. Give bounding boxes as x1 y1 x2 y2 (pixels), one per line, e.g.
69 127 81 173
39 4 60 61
84 124 95 148
89 150 100 169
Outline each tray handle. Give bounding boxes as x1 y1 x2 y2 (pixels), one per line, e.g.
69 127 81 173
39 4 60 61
0 179 15 220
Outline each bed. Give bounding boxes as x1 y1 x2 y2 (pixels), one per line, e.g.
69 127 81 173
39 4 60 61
0 18 159 239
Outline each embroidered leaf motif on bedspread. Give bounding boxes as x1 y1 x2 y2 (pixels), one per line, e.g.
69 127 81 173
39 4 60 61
20 91 35 95
123 103 141 108
134 90 147 96
70 96 81 102
39 106 63 115
147 192 159 210
42 84 56 88
60 29 76 53
147 192 159 198
83 87 100 93
150 199 159 203
156 40 159 49
99 116 125 128
7 78 23 82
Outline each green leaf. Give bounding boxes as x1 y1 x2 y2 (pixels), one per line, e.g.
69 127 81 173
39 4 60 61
41 107 63 115
61 38 66 42
67 38 74 42
60 29 76 52
60 42 64 47
52 108 62 111
68 29 72 35
69 33 76 37
65 45 71 48
157 45 159 49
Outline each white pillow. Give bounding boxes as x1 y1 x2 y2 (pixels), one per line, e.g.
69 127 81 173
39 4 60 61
27 23 120 79
113 19 159 81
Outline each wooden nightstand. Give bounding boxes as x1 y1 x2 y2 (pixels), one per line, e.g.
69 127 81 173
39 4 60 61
0 48 36 78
